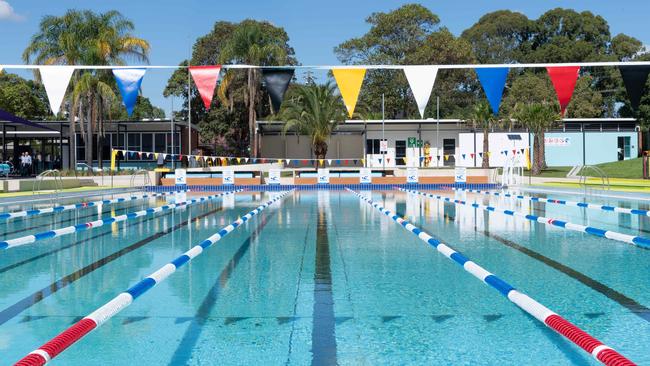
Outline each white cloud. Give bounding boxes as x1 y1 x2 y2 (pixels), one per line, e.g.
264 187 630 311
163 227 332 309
0 1 24 21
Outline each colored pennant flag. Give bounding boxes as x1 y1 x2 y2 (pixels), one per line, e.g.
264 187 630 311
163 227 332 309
444 155 449 161
378 158 382 164
360 159 365 165
319 159 324 166
39 66 75 115
546 66 580 116
113 68 146 116
236 157 241 163
262 68 294 113
189 65 221 110
336 159 341 165
462 154 466 159
619 65 650 111
475 67 509 116
286 159 290 164
403 66 438 118
327 159 332 165
332 68 366 118
387 158 391 164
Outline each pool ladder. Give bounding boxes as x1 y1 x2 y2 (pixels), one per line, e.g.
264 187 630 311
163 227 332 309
577 165 610 194
32 169 63 207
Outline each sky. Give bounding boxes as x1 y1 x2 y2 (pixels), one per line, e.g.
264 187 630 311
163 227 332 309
1 0 649 117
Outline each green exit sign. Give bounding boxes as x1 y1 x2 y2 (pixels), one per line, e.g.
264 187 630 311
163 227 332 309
408 137 423 148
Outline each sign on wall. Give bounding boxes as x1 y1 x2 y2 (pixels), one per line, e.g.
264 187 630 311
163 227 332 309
174 169 186 185
222 170 235 185
406 167 419 183
455 167 467 183
380 140 388 152
268 169 281 185
360 168 372 184
544 137 571 146
317 169 329 184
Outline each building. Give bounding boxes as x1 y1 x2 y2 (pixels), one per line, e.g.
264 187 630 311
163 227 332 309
0 118 198 171
258 117 640 168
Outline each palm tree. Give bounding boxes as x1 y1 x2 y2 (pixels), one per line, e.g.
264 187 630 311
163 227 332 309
218 21 288 157
280 82 348 159
23 10 149 167
466 101 496 168
512 102 560 175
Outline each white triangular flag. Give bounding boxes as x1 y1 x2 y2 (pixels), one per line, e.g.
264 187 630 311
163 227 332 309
39 66 76 115
403 66 438 118
327 159 332 165
244 158 249 163
285 159 290 164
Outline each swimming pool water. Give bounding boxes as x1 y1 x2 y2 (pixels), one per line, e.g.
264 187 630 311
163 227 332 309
1 189 649 365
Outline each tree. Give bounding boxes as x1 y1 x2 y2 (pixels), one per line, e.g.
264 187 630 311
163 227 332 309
512 103 560 175
280 82 348 158
165 20 296 156
465 101 495 168
461 10 534 64
23 9 150 167
0 72 49 119
334 4 476 119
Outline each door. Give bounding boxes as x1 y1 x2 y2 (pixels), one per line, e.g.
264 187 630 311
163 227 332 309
443 138 455 166
618 136 631 160
396 140 406 165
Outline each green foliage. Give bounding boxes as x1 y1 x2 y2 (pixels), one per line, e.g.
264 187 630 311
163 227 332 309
164 19 296 156
512 102 561 174
0 72 49 119
279 82 348 158
335 4 475 119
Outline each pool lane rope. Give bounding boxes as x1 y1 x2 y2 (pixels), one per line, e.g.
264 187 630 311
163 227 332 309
14 189 294 366
348 188 635 366
0 190 243 250
400 188 650 250
452 187 650 217
0 189 191 221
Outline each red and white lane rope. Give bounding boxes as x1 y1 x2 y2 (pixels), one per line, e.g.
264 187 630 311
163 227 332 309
349 188 635 366
13 190 294 366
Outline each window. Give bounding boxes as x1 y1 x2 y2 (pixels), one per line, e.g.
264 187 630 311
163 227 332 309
166 133 180 154
141 133 153 153
395 140 406 165
443 138 455 166
155 133 166 153
366 139 386 154
128 133 140 160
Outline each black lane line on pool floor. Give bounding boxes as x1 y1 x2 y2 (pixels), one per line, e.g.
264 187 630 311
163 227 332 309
0 205 226 327
0 210 174 275
167 210 277 365
0 198 152 238
312 208 337 366
436 208 650 324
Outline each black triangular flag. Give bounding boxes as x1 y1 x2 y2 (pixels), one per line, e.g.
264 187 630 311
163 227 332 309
619 65 650 111
262 68 294 113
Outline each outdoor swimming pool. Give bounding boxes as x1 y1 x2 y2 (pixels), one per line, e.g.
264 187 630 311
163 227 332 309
1 187 649 365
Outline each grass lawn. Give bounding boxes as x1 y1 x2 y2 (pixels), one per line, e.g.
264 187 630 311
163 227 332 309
526 157 644 179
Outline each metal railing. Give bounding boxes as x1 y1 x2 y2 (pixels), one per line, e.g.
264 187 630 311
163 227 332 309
578 165 610 194
32 169 63 206
129 169 152 193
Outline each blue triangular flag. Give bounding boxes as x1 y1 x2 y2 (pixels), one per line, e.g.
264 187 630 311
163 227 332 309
378 158 382 164
113 68 146 116
462 154 466 159
504 150 508 156
475 67 509 116
336 159 341 165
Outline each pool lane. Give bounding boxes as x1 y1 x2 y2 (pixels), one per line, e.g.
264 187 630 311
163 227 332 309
2 193 257 364
401 191 650 364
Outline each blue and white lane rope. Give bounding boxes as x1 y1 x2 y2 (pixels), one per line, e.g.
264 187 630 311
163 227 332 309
0 190 243 250
453 187 650 217
15 190 294 366
347 188 634 366
400 188 650 250
0 189 191 221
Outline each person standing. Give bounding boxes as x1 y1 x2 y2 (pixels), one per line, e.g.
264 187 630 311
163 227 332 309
25 152 33 176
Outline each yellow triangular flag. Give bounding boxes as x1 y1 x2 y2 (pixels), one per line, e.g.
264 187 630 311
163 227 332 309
444 155 449 161
236 157 241 164
403 157 408 164
332 68 366 118
319 159 324 166
361 158 365 165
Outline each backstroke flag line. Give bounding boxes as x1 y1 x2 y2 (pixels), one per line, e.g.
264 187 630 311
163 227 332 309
39 66 76 116
189 65 222 110
475 67 509 116
619 65 650 111
262 68 295 113
332 68 366 118
113 68 146 116
546 66 580 116
403 66 438 118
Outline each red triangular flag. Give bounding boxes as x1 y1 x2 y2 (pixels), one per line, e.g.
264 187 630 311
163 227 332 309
189 65 222 110
546 66 580 116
